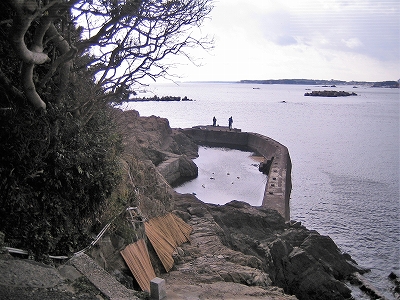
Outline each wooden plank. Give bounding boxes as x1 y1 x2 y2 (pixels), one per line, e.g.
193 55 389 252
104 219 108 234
120 239 156 292
144 213 192 272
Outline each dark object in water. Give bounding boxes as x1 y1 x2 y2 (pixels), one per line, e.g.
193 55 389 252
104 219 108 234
259 157 274 174
304 90 357 97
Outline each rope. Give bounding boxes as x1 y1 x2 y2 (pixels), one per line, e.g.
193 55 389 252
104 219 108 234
5 207 126 260
248 175 269 199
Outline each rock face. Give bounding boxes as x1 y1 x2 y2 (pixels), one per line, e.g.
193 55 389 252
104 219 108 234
170 196 366 300
90 109 367 300
0 109 369 300
114 109 198 162
157 153 198 186
113 109 198 185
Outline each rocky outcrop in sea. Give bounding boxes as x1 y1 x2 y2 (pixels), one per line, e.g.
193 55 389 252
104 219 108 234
304 90 357 97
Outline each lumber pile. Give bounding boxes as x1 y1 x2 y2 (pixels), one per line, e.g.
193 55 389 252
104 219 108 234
144 213 192 272
120 213 192 291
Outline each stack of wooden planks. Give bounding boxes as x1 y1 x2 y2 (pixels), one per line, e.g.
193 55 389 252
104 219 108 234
144 213 192 272
120 239 156 292
120 213 192 291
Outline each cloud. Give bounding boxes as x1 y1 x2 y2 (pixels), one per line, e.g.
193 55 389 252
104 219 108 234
276 35 298 46
323 4 396 59
342 38 363 49
157 0 399 82
255 0 399 61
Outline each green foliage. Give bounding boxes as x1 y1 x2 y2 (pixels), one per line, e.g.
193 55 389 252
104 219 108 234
0 103 123 259
0 0 209 262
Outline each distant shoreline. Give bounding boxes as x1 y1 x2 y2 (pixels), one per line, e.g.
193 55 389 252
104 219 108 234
170 79 399 88
239 79 399 88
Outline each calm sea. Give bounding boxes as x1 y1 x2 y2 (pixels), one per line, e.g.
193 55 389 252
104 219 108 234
121 82 399 299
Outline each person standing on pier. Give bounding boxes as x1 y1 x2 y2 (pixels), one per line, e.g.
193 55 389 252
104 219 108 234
228 116 233 130
213 116 217 126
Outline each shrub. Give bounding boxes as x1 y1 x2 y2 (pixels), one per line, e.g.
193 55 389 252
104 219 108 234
0 103 122 259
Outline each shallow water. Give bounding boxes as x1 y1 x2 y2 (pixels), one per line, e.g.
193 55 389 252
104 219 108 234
175 146 267 206
121 82 399 299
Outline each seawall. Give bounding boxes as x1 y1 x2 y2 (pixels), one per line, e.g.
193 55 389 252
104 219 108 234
182 126 292 221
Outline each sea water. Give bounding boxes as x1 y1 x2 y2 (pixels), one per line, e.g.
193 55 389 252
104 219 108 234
175 146 267 206
121 82 400 299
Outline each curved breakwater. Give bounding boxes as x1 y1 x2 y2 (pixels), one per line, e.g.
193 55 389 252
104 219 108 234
182 125 292 221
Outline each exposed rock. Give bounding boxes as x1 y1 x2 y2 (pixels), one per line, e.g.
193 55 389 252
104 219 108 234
128 95 194 102
113 109 198 188
114 109 197 161
304 90 357 97
389 272 400 295
74 110 369 300
177 155 198 179
259 156 274 174
0 109 366 300
171 128 199 158
349 273 388 299
109 112 368 299
157 154 198 186
170 195 367 300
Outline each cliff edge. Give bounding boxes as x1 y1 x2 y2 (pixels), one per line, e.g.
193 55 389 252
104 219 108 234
0 109 369 300
112 110 367 299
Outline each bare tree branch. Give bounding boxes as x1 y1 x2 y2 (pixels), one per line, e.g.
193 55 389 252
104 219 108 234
7 0 56 64
21 63 47 110
73 0 214 101
4 0 213 115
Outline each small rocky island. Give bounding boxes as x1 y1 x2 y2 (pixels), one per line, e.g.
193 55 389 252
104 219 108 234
128 95 194 102
304 90 357 97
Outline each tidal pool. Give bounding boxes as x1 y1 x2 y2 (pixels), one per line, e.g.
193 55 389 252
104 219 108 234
175 146 267 206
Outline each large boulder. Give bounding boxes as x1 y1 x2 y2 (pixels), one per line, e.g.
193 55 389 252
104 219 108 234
157 154 198 186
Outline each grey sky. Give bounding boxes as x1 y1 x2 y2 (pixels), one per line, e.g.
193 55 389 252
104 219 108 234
168 0 399 82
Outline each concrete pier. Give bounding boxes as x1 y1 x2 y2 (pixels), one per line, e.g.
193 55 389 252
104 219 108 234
182 126 292 221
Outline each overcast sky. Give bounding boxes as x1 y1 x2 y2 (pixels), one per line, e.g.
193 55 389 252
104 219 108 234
167 0 399 82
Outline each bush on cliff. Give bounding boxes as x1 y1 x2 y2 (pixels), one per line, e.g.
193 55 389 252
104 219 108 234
0 104 123 260
0 0 213 262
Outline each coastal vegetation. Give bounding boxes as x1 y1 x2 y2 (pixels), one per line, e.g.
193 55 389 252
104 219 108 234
0 0 213 259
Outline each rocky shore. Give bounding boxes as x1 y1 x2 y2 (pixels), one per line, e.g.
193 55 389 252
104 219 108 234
0 109 380 300
169 194 367 300
128 95 194 102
